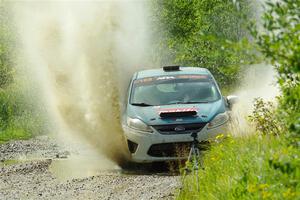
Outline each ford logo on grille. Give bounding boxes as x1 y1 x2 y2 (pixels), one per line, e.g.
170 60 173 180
175 126 185 132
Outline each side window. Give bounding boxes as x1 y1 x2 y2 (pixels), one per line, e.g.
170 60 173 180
211 85 217 97
126 79 133 105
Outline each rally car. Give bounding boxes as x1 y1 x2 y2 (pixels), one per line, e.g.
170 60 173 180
122 66 238 163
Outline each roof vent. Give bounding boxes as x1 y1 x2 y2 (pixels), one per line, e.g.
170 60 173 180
163 65 180 71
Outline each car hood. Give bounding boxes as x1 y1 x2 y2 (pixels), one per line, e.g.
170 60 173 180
126 99 226 126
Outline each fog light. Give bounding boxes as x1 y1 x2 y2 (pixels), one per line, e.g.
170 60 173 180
127 140 138 154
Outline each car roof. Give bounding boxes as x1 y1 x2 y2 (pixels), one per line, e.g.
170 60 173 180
135 67 211 79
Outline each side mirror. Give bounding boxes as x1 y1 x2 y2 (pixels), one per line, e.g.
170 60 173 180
227 95 239 109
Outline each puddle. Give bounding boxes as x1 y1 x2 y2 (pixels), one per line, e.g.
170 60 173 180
49 155 120 180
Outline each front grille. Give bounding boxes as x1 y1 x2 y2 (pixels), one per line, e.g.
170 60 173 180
152 123 207 135
147 142 192 157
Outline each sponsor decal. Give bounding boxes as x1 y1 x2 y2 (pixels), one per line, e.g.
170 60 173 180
134 77 153 84
156 76 175 80
177 75 208 79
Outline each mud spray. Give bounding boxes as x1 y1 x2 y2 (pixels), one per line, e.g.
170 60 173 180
11 1 152 168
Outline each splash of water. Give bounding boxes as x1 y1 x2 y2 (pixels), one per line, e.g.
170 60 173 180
11 1 152 165
10 1 280 168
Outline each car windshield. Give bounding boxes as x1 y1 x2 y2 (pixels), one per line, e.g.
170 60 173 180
130 74 221 106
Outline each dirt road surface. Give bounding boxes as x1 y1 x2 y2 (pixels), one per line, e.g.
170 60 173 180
0 136 180 200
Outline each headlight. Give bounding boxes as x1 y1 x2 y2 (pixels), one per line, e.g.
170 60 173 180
208 112 229 129
127 117 153 133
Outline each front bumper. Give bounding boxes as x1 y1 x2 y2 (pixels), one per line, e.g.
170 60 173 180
122 122 228 163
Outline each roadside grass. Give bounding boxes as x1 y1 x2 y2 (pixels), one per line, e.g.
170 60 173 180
0 85 45 144
0 128 31 144
177 135 300 200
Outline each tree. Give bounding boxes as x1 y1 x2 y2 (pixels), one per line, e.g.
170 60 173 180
152 0 256 88
0 2 15 88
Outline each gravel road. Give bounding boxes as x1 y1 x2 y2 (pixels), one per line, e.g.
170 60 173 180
0 136 180 200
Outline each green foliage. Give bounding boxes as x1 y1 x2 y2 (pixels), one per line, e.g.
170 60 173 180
152 0 257 88
252 0 300 136
178 136 300 200
249 98 285 136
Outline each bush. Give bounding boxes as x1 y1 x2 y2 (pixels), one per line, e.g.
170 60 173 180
0 84 46 143
249 98 285 136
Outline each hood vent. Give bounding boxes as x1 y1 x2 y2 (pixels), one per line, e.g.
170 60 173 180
159 110 197 118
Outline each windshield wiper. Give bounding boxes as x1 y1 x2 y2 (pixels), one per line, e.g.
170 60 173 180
131 102 154 107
